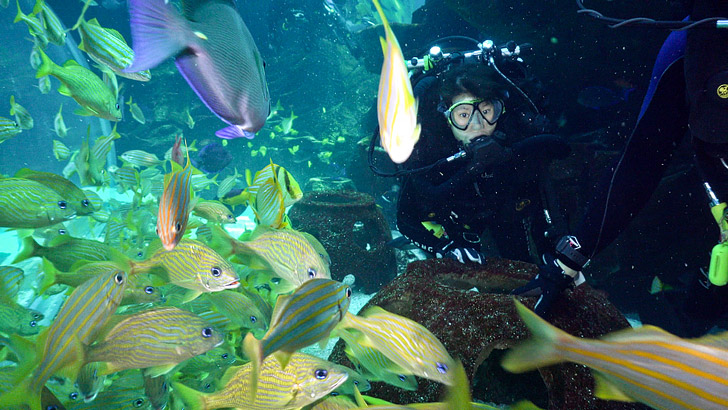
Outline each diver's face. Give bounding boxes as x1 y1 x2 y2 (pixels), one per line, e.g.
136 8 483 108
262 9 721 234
448 92 497 145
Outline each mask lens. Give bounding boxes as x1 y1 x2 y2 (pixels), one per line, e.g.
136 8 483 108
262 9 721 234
480 99 503 125
450 103 476 129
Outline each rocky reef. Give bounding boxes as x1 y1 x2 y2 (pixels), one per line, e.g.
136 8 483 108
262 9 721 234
289 190 397 293
328 258 649 409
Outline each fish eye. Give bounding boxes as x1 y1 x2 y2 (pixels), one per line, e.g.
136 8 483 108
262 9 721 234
92 369 97 378
346 288 352 298
271 278 281 285
69 392 78 400
162 382 168 391
115 103 120 110
33 313 42 320
331 391 339 396
133 398 145 408
314 369 328 380
398 374 406 381
221 353 228 359
115 273 125 284
58 229 67 235
155 227 160 235
144 286 154 294
46 406 59 410
82 199 90 207
201 327 213 338
436 363 448 374
250 315 257 323
29 320 36 327
353 380 359 385
307 268 316 278
204 383 211 390
137 251 144 258
57 200 67 209
174 222 182 232
211 267 221 277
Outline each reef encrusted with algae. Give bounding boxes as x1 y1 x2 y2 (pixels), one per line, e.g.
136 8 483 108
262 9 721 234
328 258 648 410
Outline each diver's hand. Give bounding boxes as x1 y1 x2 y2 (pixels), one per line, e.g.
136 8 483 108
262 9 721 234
465 136 512 175
439 247 485 265
511 253 576 317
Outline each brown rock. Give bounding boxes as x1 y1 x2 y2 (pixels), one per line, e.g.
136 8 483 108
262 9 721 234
328 258 649 409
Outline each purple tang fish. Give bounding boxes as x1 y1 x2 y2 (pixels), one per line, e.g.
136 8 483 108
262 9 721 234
125 0 270 139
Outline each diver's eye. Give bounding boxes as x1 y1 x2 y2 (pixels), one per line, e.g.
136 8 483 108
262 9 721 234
436 362 448 374
174 222 182 232
144 286 154 294
133 398 145 408
346 287 352 298
314 369 328 380
69 392 78 400
398 374 406 381
211 267 221 277
82 199 90 207
307 268 316 278
58 229 67 235
115 272 125 284
201 327 213 338
57 200 67 209
29 320 36 327
250 315 257 324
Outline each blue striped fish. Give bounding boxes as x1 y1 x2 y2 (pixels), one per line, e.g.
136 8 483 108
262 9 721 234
9 95 33 130
37 0 66 46
243 278 351 398
120 150 163 168
0 269 127 410
339 307 455 386
337 327 418 391
53 139 70 160
82 189 103 211
0 116 21 143
0 303 44 336
216 168 240 199
372 0 420 164
75 15 151 82
206 289 269 332
143 373 169 410
173 352 348 410
130 239 240 301
54 103 69 138
15 168 94 216
502 299 728 410
13 0 48 48
14 235 125 272
86 306 223 377
69 385 150 410
0 178 77 228
89 125 121 179
157 150 195 251
0 266 24 300
76 361 104 402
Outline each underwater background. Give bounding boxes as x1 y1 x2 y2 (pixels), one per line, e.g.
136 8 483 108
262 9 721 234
0 0 718 409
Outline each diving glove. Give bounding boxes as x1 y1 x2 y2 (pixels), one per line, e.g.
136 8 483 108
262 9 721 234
512 253 582 317
443 247 484 264
465 135 512 175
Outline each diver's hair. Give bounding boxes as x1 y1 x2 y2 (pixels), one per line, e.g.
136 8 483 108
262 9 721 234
438 65 506 106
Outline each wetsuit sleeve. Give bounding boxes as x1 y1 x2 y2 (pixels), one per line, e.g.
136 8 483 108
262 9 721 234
574 54 689 259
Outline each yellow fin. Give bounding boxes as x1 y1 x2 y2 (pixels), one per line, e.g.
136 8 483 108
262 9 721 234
592 371 635 402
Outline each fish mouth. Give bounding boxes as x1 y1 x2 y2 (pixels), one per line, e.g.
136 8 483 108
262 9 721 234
224 280 241 289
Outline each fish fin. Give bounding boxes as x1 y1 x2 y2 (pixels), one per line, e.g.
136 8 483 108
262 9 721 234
63 60 82 68
31 0 41 14
74 107 99 117
245 169 252 186
35 47 54 78
242 332 262 401
0 377 40 410
38 257 58 295
273 350 293 371
179 289 202 304
144 363 177 378
592 371 635 402
318 338 329 350
9 95 16 115
690 333 728 349
171 381 207 410
216 125 255 140
8 334 38 378
13 0 24 24
444 360 471 409
508 400 547 410
379 36 387 55
125 0 192 72
57 336 86 381
501 299 570 373
12 235 39 264
353 385 368 407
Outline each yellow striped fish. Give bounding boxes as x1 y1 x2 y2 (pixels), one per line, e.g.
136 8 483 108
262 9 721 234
0 178 77 228
0 269 126 410
205 289 269 332
69 385 150 410
120 149 164 168
14 235 125 272
372 0 420 164
53 139 70 160
243 278 351 398
157 149 195 251
337 327 418 391
0 303 44 336
76 361 104 402
143 373 170 410
173 352 348 410
15 168 94 216
232 227 331 288
37 0 66 46
86 306 223 377
192 200 236 224
130 239 240 301
339 307 455 386
307 395 359 410
502 299 728 410
0 116 22 143
74 11 151 81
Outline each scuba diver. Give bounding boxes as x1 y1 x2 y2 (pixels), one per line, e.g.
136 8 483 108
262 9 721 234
514 0 728 333
377 39 570 265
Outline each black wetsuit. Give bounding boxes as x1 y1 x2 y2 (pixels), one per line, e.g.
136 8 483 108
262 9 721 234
396 114 565 262
572 1 728 261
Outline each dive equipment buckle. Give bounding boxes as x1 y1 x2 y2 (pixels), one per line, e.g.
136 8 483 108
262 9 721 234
704 182 728 286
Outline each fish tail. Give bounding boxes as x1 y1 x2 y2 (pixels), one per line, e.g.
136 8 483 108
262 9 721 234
171 382 208 410
31 0 41 15
0 377 40 410
242 331 262 401
35 47 54 79
13 235 39 264
501 299 570 373
444 360 472 409
371 0 391 32
9 95 15 115
125 0 192 72
13 0 24 23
